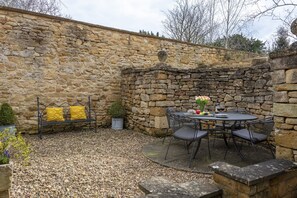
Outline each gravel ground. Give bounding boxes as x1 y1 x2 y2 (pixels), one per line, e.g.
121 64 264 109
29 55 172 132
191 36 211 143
11 129 212 197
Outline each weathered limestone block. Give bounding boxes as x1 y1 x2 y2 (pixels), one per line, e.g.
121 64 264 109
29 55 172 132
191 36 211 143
286 118 297 125
154 116 168 129
274 84 297 91
270 56 297 70
274 91 289 102
155 73 167 80
150 107 166 116
286 69 297 84
288 91 297 98
150 94 166 101
233 79 243 86
261 103 272 111
289 98 297 103
255 79 267 88
140 101 148 108
0 164 12 197
155 101 174 107
276 146 293 160
224 94 233 102
272 70 286 84
275 130 297 149
248 103 261 109
273 103 297 117
274 116 285 123
140 94 150 101
275 123 294 130
234 95 242 101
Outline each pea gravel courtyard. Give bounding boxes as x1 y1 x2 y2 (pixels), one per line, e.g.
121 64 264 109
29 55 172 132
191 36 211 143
11 129 212 197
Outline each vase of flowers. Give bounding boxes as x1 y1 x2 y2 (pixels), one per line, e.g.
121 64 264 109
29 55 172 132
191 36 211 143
195 96 210 112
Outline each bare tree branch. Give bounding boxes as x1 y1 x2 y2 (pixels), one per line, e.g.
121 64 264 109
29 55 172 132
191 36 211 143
162 0 219 44
0 0 66 16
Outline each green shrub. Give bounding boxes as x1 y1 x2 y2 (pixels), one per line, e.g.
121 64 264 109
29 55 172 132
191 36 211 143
107 101 126 118
0 103 16 125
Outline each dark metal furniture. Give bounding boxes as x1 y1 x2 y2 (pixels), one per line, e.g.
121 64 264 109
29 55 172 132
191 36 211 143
164 113 211 168
230 117 275 160
37 96 97 139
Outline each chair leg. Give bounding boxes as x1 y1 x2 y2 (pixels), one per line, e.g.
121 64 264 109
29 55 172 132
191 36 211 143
266 140 275 158
189 140 201 168
207 136 211 159
224 147 228 159
193 139 202 160
164 137 173 160
231 135 245 160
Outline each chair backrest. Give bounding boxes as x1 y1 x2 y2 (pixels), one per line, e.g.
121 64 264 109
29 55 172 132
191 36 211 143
247 117 274 136
166 107 176 129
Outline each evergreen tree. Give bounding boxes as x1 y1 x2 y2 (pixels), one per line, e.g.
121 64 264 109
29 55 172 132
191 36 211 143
272 26 290 52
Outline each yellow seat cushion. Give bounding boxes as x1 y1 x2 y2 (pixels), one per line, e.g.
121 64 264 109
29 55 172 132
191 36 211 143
70 106 87 120
46 107 65 122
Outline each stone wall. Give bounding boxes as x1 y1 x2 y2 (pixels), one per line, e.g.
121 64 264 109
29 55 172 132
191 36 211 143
121 61 273 136
210 159 297 198
0 6 259 132
271 52 297 161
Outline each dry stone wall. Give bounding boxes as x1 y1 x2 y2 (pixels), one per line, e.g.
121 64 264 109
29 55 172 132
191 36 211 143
271 52 297 161
0 7 260 132
121 62 273 136
0 7 259 132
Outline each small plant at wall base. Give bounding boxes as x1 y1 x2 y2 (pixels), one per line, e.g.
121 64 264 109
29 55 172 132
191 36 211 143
107 101 126 118
107 101 126 130
0 129 30 165
0 103 16 126
0 103 17 135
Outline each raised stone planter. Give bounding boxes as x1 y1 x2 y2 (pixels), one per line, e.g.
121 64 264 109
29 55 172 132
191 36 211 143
210 159 297 197
0 163 12 198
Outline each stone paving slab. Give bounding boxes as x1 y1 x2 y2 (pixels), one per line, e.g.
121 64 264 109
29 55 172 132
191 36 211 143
142 138 274 173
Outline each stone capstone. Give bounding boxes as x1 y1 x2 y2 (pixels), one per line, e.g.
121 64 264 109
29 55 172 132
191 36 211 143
139 177 222 198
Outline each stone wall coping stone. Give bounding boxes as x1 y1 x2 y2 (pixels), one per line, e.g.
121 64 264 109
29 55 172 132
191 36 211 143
270 54 297 70
0 6 258 55
138 177 222 198
209 159 297 186
121 63 240 75
270 50 297 59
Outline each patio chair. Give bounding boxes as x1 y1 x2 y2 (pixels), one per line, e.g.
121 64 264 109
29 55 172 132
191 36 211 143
164 114 211 168
211 108 248 148
229 117 275 160
162 107 176 144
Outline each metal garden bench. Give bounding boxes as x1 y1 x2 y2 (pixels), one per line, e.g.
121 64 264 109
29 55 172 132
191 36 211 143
37 96 97 139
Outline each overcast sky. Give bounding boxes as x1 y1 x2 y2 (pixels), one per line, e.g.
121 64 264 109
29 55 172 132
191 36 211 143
61 0 283 43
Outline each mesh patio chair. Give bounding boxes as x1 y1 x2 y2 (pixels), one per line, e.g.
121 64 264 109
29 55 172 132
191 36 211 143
229 117 275 160
162 107 176 144
211 108 248 148
164 114 211 168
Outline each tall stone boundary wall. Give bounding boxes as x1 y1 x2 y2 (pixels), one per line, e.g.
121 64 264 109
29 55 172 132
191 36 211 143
121 62 273 136
271 51 297 161
0 7 258 132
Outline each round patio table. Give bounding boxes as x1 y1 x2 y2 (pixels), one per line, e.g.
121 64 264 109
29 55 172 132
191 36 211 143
173 111 258 150
187 112 258 122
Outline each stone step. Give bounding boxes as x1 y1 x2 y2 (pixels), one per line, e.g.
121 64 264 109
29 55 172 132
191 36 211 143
138 177 222 198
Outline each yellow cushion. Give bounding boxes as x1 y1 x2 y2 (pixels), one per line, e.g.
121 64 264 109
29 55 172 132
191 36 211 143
70 106 87 120
46 107 64 122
